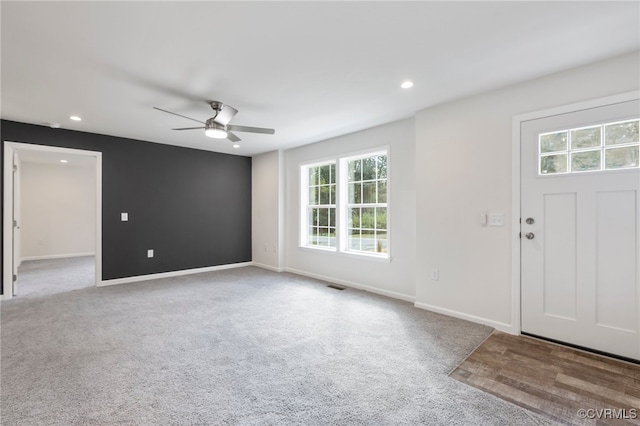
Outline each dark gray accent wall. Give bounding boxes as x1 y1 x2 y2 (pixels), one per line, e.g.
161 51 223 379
1 120 252 292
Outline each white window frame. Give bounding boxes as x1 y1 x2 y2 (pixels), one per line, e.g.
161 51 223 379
339 150 389 257
299 159 337 251
299 147 390 260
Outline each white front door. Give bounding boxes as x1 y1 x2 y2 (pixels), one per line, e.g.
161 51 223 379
521 99 640 360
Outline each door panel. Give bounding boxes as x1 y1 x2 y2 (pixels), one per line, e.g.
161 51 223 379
521 99 640 360
542 192 577 320
596 190 637 332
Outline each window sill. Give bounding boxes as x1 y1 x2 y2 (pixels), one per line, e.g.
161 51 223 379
298 245 391 263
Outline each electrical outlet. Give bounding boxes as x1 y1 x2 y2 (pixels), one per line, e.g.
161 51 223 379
489 213 504 227
431 269 439 280
147 249 154 258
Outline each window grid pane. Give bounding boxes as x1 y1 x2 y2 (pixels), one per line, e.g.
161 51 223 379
539 118 639 175
346 154 388 254
305 163 336 248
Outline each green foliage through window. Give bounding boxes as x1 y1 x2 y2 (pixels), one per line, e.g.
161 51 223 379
302 150 389 257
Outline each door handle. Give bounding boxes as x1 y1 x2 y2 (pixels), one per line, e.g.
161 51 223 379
525 232 535 240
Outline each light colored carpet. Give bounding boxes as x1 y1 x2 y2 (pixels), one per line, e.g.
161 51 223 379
16 256 95 298
1 265 554 425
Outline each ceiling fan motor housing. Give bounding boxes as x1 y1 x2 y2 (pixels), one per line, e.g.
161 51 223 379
205 118 225 131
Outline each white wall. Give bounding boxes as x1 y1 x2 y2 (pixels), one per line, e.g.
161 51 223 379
252 150 284 271
414 51 640 331
283 118 416 300
20 161 96 260
251 51 638 331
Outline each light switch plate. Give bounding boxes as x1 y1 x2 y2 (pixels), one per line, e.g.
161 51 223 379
147 249 154 258
121 212 128 222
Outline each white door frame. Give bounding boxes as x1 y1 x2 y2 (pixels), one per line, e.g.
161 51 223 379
511 90 640 336
2 142 103 299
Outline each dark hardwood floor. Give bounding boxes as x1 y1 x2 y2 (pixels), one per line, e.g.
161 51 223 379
450 331 640 425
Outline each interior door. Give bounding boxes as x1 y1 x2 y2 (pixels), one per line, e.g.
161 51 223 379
521 99 640 360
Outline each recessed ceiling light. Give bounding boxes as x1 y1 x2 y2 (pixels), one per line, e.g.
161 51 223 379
60 159 68 163
232 144 240 149
69 115 82 121
401 81 414 89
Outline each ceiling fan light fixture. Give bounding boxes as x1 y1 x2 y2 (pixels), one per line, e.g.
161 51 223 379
205 128 228 139
205 120 227 139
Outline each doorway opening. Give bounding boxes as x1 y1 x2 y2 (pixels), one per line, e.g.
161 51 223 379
2 142 102 299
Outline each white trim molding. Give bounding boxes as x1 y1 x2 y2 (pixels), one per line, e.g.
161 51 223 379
284 267 415 303
21 252 95 262
100 262 253 287
414 302 513 333
510 90 640 336
253 262 285 273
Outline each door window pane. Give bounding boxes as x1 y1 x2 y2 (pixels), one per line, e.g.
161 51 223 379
571 150 601 172
605 146 639 169
605 120 639 146
540 154 567 174
540 132 568 153
571 126 601 150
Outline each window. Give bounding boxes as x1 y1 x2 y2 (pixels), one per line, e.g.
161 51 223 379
301 149 389 258
305 162 336 248
539 118 639 175
346 154 387 254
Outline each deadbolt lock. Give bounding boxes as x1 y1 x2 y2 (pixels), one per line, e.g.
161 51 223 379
525 217 535 225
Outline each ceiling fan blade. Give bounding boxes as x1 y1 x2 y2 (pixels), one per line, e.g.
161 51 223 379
227 124 275 135
172 127 205 130
153 107 205 124
227 131 241 142
213 104 239 125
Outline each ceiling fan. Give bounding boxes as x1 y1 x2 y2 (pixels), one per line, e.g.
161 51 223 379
154 101 275 142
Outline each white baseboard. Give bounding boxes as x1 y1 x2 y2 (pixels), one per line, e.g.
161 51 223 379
252 262 285 273
21 252 95 262
99 261 253 287
414 302 513 333
284 267 415 303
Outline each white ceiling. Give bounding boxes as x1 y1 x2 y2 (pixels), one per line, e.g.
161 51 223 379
2 2 638 156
